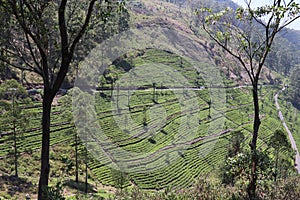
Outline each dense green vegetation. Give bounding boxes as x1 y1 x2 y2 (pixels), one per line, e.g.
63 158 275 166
1 0 300 199
289 67 300 109
1 47 300 199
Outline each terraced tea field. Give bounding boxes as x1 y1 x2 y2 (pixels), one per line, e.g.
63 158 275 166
82 85 285 188
0 102 74 158
0 49 297 191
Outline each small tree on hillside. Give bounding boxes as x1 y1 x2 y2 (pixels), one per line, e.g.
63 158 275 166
198 1 300 198
58 93 80 184
268 129 294 181
0 79 32 178
221 130 245 185
111 165 128 192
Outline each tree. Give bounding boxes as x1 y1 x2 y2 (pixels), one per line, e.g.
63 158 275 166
198 1 300 199
228 130 245 158
221 130 245 186
72 88 96 195
223 149 273 191
142 106 147 127
111 166 128 192
152 82 157 103
58 93 79 184
268 129 294 181
104 66 118 99
0 79 31 178
0 1 126 199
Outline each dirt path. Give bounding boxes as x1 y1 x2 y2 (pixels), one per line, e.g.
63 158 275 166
274 87 300 173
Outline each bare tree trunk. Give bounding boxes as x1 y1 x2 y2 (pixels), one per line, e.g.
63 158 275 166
13 120 18 177
248 84 261 200
75 131 79 183
85 147 88 194
111 82 114 99
153 83 156 103
274 149 279 182
38 91 53 200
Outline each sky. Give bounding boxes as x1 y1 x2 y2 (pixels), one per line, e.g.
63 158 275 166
232 0 300 30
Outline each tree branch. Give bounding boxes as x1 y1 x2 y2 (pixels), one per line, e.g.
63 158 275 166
10 0 49 83
59 0 69 63
52 0 97 96
24 31 42 72
12 1 48 62
278 15 300 32
69 0 97 56
203 24 254 84
0 56 41 75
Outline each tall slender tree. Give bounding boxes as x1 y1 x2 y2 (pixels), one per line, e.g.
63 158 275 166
0 1 126 199
198 0 300 199
0 79 30 178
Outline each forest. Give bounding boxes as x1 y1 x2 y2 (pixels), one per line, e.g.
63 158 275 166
0 0 300 199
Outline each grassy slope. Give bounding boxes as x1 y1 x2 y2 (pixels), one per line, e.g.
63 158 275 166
1 0 300 199
0 51 297 200
88 49 292 189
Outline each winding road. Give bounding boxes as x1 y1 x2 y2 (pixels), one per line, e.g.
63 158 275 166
274 87 300 173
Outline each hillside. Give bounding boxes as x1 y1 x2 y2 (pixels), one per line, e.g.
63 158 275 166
128 0 284 85
1 0 300 199
158 0 300 77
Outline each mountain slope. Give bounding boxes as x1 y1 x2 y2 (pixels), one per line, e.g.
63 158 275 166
1 0 300 199
127 0 282 85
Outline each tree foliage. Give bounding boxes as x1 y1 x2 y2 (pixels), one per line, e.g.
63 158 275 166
0 79 34 178
0 79 27 99
268 129 295 181
198 0 300 199
0 1 128 199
